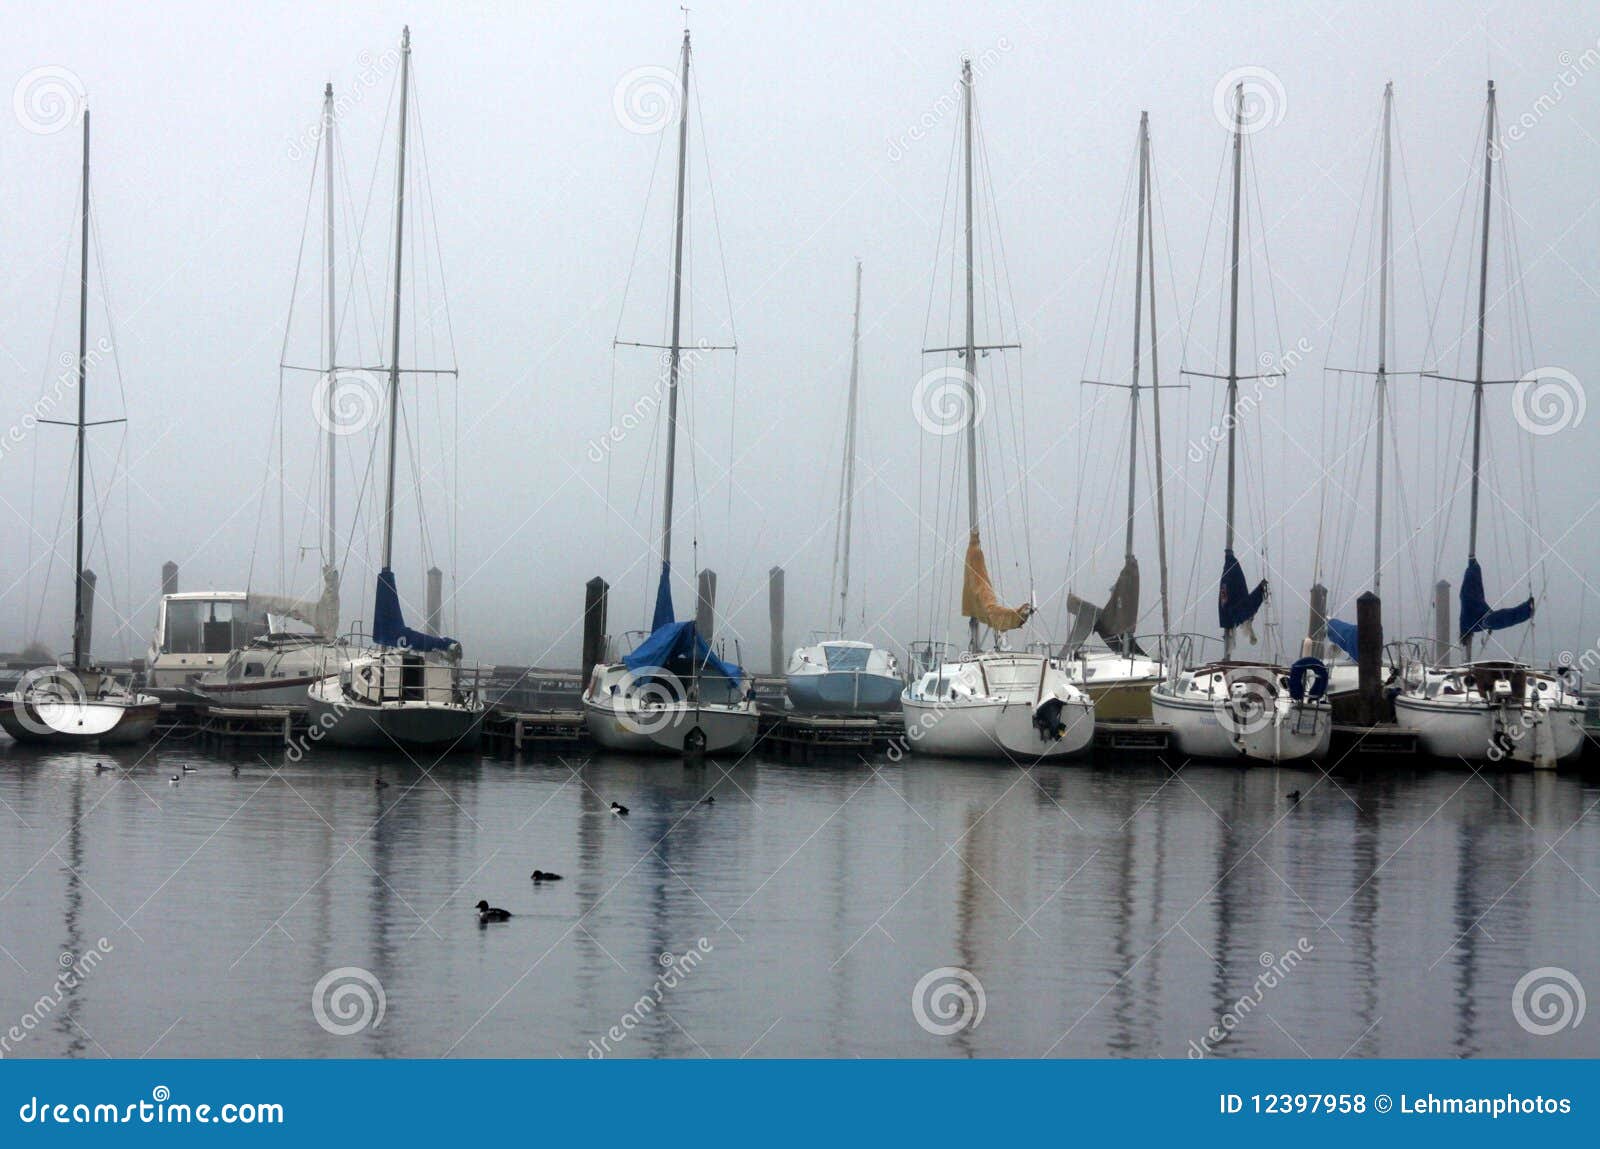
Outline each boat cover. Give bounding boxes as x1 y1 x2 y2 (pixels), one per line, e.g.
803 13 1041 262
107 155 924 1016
651 561 675 632
1325 617 1359 660
962 529 1033 632
623 620 742 682
1218 549 1267 634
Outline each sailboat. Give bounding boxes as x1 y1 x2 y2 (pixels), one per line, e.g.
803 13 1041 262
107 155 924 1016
199 84 355 711
1149 83 1331 763
306 28 485 750
1392 81 1583 768
581 27 759 756
1 110 160 746
1067 112 1171 721
900 59 1095 761
786 261 903 712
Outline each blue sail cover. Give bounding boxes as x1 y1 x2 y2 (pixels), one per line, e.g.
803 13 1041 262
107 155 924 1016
1218 549 1267 631
1459 557 1534 641
650 562 675 632
622 620 742 682
1325 618 1359 660
372 567 458 652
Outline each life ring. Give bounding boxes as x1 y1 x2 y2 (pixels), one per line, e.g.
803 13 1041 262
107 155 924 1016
1287 657 1329 702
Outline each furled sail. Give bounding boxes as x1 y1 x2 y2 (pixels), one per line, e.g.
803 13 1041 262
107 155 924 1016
1218 549 1267 639
650 562 675 633
372 567 458 653
1459 557 1534 641
245 565 340 638
962 529 1033 633
1098 555 1140 641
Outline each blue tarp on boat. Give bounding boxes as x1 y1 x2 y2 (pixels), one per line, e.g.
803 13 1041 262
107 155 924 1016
1218 549 1267 631
1326 617 1359 660
622 620 742 682
1459 557 1534 641
372 567 457 652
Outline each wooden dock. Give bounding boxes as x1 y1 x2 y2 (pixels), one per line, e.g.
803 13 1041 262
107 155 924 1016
1330 723 1419 758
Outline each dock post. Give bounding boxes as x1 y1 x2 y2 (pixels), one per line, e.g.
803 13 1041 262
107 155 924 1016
582 577 609 685
697 569 717 641
161 560 179 598
1357 591 1384 725
79 569 96 661
1433 579 1452 665
769 566 785 675
426 567 443 636
1306 582 1328 657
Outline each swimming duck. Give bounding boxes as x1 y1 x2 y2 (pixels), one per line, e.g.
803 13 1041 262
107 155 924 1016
182 764 196 773
1286 790 1301 805
168 775 180 784
94 762 111 773
231 764 240 777
374 776 390 789
474 899 512 922
530 870 564 882
610 802 629 816
702 795 715 805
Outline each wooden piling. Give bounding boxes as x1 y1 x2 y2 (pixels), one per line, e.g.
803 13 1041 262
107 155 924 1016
1306 582 1328 657
1357 591 1383 725
582 577 609 685
696 569 717 640
426 566 443 636
161 560 178 597
769 566 785 675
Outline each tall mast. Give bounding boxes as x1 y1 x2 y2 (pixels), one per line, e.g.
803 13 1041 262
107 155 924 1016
961 57 979 653
1372 82 1393 596
1222 83 1244 662
836 259 863 635
71 109 91 671
659 28 692 581
381 27 411 571
1143 115 1172 643
1465 79 1495 661
323 82 338 568
1121 111 1150 656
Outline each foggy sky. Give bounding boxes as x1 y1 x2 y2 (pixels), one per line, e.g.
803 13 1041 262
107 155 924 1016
1 1 1597 671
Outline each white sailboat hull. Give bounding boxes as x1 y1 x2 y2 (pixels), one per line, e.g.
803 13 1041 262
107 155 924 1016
0 693 160 745
1152 663 1332 763
901 653 1095 760
1394 694 1583 767
582 696 759 756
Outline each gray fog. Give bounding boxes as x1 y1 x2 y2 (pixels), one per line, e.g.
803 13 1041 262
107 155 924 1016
1 0 1596 672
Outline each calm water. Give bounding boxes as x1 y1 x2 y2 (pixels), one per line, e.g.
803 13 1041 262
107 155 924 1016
0 738 1596 1059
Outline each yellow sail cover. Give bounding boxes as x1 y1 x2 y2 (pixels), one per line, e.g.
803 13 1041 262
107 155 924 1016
962 529 1033 632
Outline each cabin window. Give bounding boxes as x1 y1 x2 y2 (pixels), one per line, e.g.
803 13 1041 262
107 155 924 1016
822 645 870 672
163 600 267 654
243 662 265 678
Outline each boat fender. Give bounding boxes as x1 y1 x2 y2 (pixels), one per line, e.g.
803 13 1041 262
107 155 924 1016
1287 657 1329 702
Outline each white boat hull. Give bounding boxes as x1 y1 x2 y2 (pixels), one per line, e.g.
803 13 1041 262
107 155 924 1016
785 670 903 712
0 693 160 745
900 691 1094 759
1394 695 1583 767
1152 664 1332 763
582 697 758 756
305 690 483 751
